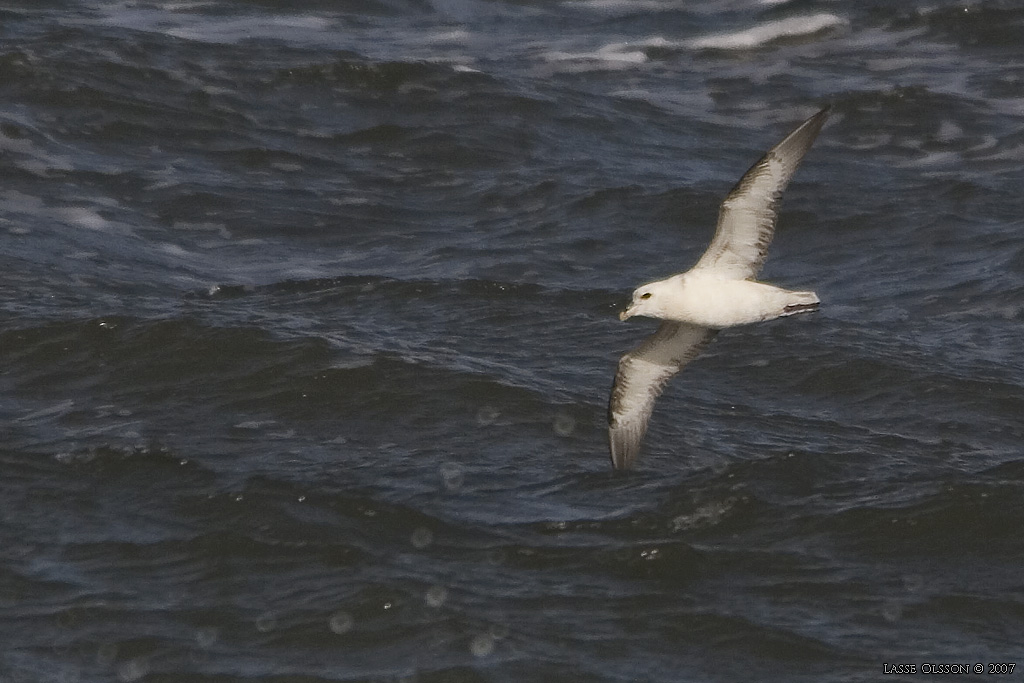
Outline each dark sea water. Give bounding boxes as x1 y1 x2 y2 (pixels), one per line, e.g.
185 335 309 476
2 1 1024 681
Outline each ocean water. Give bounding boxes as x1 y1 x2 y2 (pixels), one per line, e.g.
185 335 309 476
1 1 1023 681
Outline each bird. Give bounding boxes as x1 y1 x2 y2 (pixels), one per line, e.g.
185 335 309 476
607 107 830 470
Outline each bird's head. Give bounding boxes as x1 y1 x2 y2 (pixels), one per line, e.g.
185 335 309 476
619 278 676 321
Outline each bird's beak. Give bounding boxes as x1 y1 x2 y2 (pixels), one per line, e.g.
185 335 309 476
619 306 635 321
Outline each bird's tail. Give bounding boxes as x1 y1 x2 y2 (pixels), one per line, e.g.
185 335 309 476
781 290 820 316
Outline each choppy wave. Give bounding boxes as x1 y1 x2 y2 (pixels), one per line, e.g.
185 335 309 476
3 0 1024 680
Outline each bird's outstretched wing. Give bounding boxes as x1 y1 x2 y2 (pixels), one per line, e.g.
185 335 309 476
693 107 830 280
608 322 717 470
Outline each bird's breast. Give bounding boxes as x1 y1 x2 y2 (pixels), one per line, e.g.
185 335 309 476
665 275 782 328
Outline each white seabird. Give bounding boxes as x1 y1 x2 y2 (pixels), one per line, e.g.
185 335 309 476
608 107 830 470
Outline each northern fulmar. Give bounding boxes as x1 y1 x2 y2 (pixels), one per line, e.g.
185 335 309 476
608 107 830 470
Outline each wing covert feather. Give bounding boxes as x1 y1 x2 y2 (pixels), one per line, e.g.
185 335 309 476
693 107 829 280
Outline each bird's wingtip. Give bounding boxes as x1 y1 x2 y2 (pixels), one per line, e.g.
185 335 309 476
809 104 832 126
608 427 639 471
804 104 832 129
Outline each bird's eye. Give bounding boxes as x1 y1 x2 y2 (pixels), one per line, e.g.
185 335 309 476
640 292 652 300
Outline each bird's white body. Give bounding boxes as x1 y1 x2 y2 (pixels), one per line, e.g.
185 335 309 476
622 271 819 329
607 107 830 470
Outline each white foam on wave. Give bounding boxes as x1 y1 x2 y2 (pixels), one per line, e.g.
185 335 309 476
56 207 114 231
161 2 217 9
936 120 962 144
90 4 339 46
542 36 683 70
427 29 472 44
972 142 1024 163
2 190 134 236
542 44 650 69
563 0 679 13
165 15 333 43
602 36 680 52
899 150 961 169
566 0 795 12
541 13 843 73
688 13 846 50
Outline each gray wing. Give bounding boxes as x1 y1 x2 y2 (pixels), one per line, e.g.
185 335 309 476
608 322 718 470
693 106 830 280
